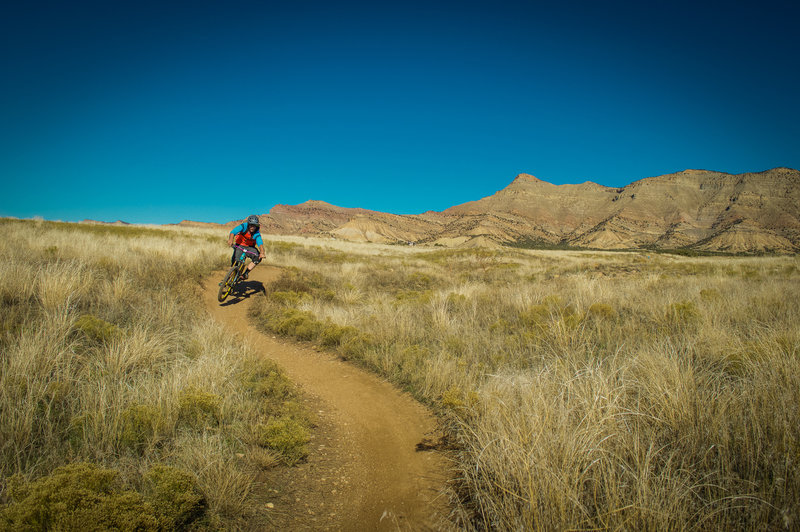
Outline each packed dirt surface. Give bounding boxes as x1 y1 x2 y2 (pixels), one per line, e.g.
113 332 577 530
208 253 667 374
203 266 452 531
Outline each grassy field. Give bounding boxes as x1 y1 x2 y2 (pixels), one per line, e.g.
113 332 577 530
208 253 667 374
250 236 800 531
0 219 312 530
2 219 798 530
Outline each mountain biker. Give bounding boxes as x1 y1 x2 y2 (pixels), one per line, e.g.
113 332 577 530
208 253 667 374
227 214 266 280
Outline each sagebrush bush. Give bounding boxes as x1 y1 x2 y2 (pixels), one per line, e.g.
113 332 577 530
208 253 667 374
0 463 208 531
143 465 206 530
73 313 120 344
0 463 160 531
585 302 617 321
242 358 294 401
119 404 159 453
252 417 310 465
178 389 221 428
666 300 700 326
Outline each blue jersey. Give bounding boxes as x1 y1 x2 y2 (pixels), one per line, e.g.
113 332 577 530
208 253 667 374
230 223 263 247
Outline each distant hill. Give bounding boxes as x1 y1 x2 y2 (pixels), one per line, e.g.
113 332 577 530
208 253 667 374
80 219 131 226
182 168 800 253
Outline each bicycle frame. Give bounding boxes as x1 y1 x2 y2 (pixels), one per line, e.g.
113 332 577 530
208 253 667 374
217 245 259 302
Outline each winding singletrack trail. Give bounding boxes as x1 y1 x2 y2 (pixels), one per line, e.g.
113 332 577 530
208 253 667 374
203 266 452 531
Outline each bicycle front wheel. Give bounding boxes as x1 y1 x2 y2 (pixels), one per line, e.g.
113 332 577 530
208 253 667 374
217 267 238 302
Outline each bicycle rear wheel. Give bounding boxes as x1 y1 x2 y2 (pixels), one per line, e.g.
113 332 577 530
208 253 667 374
217 267 238 302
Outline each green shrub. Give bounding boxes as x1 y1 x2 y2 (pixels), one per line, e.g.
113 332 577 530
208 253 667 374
178 389 221 428
586 303 618 321
440 387 465 409
275 309 322 340
439 387 478 414
252 417 310 465
443 336 467 357
667 300 700 325
519 304 550 328
0 463 158 531
320 324 359 347
399 344 431 373
558 304 581 329
267 241 300 254
407 272 436 290
269 267 331 298
119 404 159 453
338 331 374 361
253 300 341 344
363 268 442 293
268 290 305 306
395 289 433 304
256 306 318 340
74 314 120 344
143 465 205 530
243 358 294 401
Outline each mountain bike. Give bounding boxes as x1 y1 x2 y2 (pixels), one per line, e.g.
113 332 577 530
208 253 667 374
218 245 259 302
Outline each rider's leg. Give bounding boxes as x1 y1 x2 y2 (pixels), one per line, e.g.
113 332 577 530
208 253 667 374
243 247 261 277
246 246 261 272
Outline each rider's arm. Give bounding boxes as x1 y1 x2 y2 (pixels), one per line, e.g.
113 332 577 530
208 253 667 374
228 223 245 246
255 234 265 258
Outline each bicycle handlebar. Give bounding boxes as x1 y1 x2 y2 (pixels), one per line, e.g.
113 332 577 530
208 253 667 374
231 244 260 258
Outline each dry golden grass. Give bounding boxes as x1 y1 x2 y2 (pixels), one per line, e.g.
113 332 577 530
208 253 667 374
251 237 800 531
0 219 310 530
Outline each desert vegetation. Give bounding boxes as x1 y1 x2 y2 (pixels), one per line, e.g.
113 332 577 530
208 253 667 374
3 217 797 530
251 236 800 530
0 219 311 530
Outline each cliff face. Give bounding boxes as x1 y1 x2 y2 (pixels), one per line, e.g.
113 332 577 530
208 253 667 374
197 168 799 252
438 168 800 252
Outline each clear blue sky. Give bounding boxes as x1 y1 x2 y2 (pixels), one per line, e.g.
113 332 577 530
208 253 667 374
2 0 798 224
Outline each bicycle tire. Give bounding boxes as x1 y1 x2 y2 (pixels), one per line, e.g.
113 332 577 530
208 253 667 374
217 267 238 302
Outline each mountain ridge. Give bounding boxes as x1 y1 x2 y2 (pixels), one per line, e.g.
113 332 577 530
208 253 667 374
183 168 799 253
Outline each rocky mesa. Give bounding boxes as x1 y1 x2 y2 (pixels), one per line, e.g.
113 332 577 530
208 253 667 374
201 168 800 253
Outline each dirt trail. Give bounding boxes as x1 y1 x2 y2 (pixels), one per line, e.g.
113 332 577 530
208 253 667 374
203 266 451 531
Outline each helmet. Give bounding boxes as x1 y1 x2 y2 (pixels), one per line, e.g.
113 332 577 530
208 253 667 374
246 215 260 227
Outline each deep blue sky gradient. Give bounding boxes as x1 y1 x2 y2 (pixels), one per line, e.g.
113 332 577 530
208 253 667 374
2 0 798 224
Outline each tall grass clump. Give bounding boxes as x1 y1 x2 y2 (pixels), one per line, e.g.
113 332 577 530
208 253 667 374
0 219 311 530
252 236 800 530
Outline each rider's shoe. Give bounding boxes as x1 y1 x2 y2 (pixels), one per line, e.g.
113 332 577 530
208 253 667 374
242 271 249 280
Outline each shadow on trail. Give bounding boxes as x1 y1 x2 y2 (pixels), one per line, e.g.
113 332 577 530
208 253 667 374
219 280 265 307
